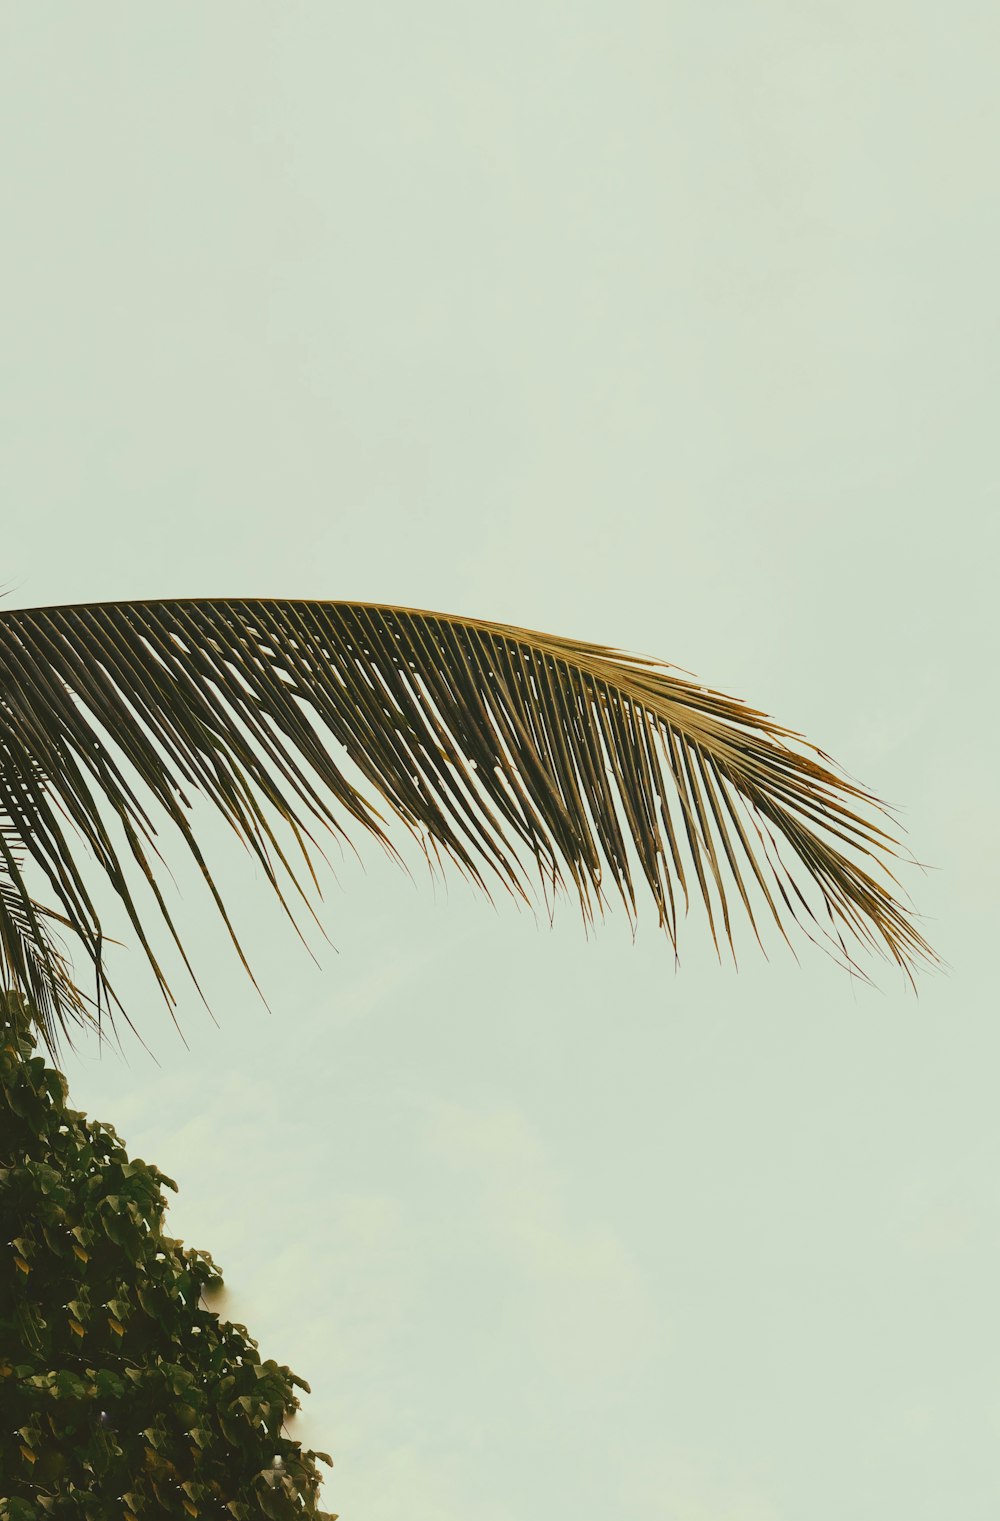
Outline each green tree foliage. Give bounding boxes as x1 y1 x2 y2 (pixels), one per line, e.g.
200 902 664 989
0 994 335 1520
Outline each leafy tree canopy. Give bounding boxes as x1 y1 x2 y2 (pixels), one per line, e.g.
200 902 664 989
0 992 335 1520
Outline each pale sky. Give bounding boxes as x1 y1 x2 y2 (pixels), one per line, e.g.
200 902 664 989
3 5 998 1518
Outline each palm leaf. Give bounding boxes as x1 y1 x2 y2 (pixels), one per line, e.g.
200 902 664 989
0 598 935 1048
0 804 94 1050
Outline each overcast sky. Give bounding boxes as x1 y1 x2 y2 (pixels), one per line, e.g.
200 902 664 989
3 5 998 1518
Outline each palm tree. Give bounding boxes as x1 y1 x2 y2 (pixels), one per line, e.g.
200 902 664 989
0 597 935 1053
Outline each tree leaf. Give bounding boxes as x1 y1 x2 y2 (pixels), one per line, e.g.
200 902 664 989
0 597 937 1049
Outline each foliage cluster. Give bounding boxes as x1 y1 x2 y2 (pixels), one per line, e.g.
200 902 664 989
0 994 335 1520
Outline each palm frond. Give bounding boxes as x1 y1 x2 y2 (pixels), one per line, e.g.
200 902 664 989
0 598 936 1046
0 805 94 1051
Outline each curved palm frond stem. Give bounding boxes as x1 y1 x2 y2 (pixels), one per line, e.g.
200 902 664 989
0 598 936 1048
